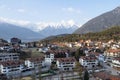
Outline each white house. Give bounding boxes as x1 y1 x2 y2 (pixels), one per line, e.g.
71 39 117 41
38 47 49 53
79 56 98 69
104 49 120 62
0 53 19 61
97 54 105 62
104 49 120 57
0 60 24 74
56 57 76 71
45 52 54 65
45 50 70 66
112 57 120 68
25 57 45 69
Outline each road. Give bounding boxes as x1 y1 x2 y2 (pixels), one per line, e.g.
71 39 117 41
42 72 81 80
103 62 119 75
6 66 50 79
89 62 120 80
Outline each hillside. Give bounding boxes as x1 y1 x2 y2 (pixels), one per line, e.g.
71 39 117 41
74 7 120 34
41 26 120 42
0 22 42 41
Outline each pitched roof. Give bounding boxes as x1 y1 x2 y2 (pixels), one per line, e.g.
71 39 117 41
26 56 44 62
107 49 120 53
0 60 24 67
93 72 120 80
80 56 97 61
57 57 76 63
113 57 120 62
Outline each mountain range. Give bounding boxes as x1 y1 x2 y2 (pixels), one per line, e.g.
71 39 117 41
0 22 42 42
40 25 78 37
74 7 120 34
1 6 120 41
0 21 78 41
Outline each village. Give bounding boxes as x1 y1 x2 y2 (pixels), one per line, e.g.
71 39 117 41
0 37 120 80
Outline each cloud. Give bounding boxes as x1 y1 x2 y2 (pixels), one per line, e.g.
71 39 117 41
17 9 26 13
0 17 30 26
62 7 81 14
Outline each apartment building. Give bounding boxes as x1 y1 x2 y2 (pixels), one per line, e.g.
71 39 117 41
0 53 19 61
56 57 76 71
79 55 98 69
25 57 45 69
45 50 67 65
112 57 120 68
0 60 24 74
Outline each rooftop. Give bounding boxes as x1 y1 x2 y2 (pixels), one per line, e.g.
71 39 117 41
57 57 76 63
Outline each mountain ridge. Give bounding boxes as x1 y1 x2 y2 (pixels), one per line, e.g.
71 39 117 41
0 21 78 41
39 25 79 37
0 22 42 42
74 7 120 34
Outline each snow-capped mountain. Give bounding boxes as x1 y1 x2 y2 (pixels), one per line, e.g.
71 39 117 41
39 24 79 37
0 18 80 40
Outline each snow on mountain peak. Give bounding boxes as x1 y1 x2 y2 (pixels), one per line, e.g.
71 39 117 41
35 20 78 31
0 17 80 32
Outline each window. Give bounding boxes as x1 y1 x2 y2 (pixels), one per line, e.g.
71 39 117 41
0 59 2 61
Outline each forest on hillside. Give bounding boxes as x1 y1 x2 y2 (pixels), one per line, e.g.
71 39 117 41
40 26 120 43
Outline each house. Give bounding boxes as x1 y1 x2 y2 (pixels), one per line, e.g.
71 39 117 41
45 50 67 65
79 55 98 69
0 53 19 61
111 44 120 49
45 52 54 65
104 49 120 61
56 57 76 71
91 52 105 62
0 60 24 74
93 72 120 80
112 57 120 68
10 37 21 45
104 49 120 57
38 47 49 53
25 57 45 69
20 43 27 48
98 53 105 63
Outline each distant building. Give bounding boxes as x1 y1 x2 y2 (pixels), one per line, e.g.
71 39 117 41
104 49 120 62
93 72 120 80
38 47 49 53
25 57 45 69
104 49 120 57
10 37 21 45
0 60 24 74
0 53 19 61
45 50 67 65
56 57 76 71
98 54 105 62
79 55 98 69
45 52 54 65
112 57 120 68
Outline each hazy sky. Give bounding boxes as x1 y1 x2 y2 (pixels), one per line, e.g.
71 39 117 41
0 0 120 27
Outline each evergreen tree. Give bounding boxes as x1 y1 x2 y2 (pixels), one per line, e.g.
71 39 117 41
83 70 89 80
74 62 83 79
